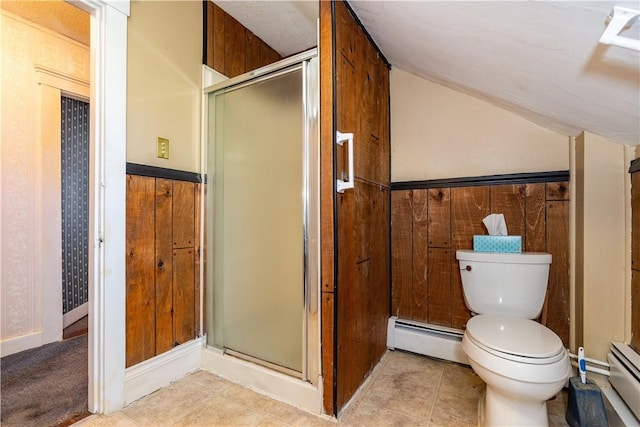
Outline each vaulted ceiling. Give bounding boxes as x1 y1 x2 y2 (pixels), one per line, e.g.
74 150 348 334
216 1 639 146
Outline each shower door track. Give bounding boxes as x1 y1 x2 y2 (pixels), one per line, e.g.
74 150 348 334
225 349 302 379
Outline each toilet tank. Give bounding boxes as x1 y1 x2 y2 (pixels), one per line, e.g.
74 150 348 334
456 250 552 319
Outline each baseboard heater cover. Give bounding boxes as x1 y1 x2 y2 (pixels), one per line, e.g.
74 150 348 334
608 342 640 423
387 316 468 365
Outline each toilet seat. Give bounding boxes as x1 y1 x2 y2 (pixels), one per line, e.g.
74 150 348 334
465 315 565 365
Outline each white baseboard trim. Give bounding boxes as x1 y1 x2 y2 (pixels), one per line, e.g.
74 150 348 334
1 331 44 357
124 337 203 406
387 316 469 365
201 346 323 415
601 385 640 427
63 302 88 328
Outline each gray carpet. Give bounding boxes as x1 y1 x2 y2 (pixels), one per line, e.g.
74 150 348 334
1 334 89 427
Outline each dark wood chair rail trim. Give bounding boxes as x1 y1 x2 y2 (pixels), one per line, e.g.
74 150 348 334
391 170 570 191
630 157 640 174
126 163 202 183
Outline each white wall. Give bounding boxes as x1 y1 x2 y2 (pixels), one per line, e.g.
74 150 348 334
127 0 202 172
574 132 632 361
1 11 89 356
390 68 570 182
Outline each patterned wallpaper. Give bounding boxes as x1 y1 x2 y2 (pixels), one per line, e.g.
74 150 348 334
61 96 89 314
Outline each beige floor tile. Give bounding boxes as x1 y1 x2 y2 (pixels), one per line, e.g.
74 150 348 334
547 390 569 427
174 394 267 427
257 416 291 427
438 363 485 398
342 401 429 427
270 402 334 426
184 370 234 394
380 351 445 382
73 412 140 427
74 351 571 427
430 387 479 426
362 371 439 420
222 383 283 414
121 378 212 426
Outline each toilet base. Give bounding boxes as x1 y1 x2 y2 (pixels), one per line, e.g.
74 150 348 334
479 386 549 427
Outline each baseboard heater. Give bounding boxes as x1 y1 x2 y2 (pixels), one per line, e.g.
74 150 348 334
386 316 469 365
607 342 640 423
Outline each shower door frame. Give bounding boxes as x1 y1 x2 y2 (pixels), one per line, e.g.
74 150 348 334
203 49 320 385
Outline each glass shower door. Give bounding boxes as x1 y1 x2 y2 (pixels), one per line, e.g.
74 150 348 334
208 67 305 374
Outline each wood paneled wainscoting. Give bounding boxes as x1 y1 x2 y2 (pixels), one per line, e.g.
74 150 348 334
125 164 202 368
391 171 571 347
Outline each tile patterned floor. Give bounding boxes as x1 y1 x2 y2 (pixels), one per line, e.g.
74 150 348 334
76 350 570 426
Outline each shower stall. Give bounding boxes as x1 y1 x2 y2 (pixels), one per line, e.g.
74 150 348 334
202 50 321 409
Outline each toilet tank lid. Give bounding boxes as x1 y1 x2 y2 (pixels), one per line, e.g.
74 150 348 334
456 250 551 264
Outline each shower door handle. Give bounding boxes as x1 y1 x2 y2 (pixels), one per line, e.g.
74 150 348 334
336 131 354 193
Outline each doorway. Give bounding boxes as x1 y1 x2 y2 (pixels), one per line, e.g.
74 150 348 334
61 96 90 332
0 0 130 416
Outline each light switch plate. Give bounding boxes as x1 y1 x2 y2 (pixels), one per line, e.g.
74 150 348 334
157 137 169 159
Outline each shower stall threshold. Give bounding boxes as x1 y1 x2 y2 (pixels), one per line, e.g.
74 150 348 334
201 346 323 415
224 348 301 379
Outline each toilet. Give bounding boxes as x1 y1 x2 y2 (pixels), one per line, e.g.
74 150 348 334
456 250 571 427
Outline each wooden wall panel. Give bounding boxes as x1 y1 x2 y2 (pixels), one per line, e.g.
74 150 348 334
428 248 452 326
212 3 225 73
380 65 390 185
332 0 391 413
452 187 490 250
452 186 489 328
320 0 334 296
525 183 546 252
206 2 214 67
173 248 195 345
224 12 246 78
126 173 200 366
126 175 156 367
490 184 525 238
412 190 428 322
155 179 174 354
391 179 570 340
391 190 413 318
428 188 451 248
194 183 202 336
245 31 262 73
546 200 570 346
546 182 570 201
356 182 372 263
335 1 356 65
336 185 358 410
321 292 335 412
372 187 390 358
205 1 283 77
319 0 335 413
173 181 195 248
356 259 370 378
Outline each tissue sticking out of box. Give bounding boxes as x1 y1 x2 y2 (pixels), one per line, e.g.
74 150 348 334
482 213 508 236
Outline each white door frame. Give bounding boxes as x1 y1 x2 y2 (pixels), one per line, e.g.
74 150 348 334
69 0 129 414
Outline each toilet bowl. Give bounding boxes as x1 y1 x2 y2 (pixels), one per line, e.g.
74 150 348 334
456 250 571 427
462 315 571 426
